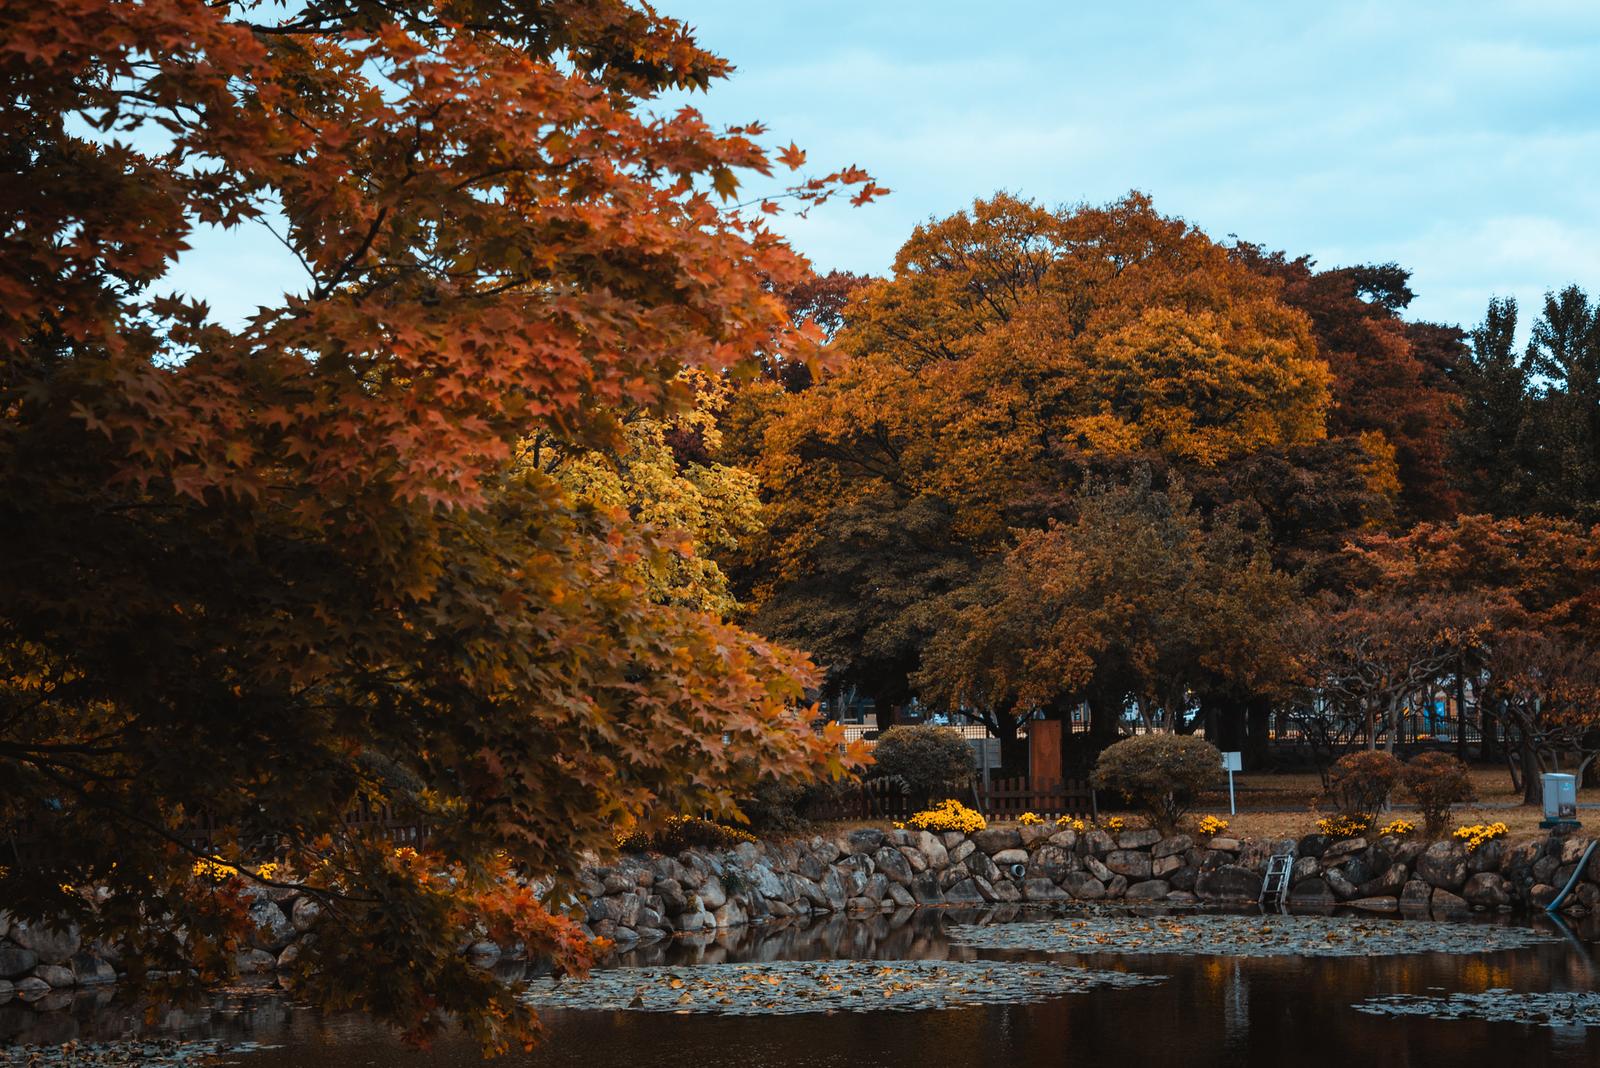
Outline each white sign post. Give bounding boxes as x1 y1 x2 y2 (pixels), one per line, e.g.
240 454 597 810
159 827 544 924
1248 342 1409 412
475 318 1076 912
1221 751 1242 816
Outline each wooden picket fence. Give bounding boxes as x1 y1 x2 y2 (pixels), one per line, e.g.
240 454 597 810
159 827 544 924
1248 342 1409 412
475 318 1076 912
802 775 1096 824
974 775 1097 819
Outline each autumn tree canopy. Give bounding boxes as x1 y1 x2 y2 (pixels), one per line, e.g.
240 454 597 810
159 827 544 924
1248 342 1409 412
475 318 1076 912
0 0 875 1049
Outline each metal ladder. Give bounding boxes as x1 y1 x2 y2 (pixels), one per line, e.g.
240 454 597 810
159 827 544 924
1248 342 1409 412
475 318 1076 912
1260 853 1294 910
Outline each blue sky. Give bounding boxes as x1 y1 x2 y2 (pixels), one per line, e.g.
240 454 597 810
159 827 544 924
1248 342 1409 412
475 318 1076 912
667 0 1600 334
171 1 1600 336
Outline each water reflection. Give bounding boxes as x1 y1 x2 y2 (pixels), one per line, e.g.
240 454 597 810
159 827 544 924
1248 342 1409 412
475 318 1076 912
3 905 1598 1066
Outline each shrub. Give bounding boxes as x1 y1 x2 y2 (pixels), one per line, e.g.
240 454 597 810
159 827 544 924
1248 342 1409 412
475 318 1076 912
1400 752 1476 837
872 725 976 794
615 816 757 854
904 798 987 835
1091 734 1220 833
739 778 812 834
1324 750 1402 826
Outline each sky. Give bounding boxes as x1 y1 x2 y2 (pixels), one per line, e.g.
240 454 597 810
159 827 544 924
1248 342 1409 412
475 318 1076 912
171 1 1600 336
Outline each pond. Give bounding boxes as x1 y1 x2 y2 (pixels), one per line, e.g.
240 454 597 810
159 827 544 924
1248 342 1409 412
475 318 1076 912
7 906 1600 1067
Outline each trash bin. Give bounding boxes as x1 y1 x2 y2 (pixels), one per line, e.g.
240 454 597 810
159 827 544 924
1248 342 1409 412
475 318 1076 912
1542 773 1578 824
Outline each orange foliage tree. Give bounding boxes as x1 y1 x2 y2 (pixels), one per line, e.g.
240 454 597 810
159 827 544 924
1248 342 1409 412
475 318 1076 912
0 0 874 1049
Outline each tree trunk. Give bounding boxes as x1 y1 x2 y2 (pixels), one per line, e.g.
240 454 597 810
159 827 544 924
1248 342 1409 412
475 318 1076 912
1454 674 1468 760
1244 697 1271 770
1521 736 1543 806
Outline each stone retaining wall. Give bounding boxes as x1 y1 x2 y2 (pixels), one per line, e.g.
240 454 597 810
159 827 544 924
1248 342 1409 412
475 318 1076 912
578 825 1600 945
5 825 1595 1002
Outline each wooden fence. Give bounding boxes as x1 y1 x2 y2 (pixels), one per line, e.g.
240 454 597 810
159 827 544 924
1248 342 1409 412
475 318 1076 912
802 775 1096 824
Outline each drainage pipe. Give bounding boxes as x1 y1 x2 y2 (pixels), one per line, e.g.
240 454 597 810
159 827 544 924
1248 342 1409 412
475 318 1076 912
1546 838 1600 912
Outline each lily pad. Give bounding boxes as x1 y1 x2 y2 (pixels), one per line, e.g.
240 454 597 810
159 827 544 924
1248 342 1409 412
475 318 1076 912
948 914 1558 958
523 958 1163 1015
1353 989 1600 1027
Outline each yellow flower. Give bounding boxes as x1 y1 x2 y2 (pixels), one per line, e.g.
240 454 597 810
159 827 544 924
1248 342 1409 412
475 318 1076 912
1055 816 1087 833
1379 819 1414 837
1315 815 1369 839
1197 815 1229 837
1102 816 1126 833
905 799 987 835
1017 812 1045 826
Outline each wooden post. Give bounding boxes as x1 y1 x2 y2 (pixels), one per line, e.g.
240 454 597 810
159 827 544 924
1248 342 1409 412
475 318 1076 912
1029 719 1063 790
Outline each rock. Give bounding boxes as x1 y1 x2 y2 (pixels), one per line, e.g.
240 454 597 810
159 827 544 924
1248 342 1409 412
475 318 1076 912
971 828 1023 854
1416 841 1469 891
0 944 39 980
948 839 976 866
943 878 988 903
9 921 80 964
291 895 322 932
887 883 916 908
1047 828 1079 851
910 870 945 905
1118 828 1161 850
1061 872 1107 900
917 832 949 868
1529 883 1559 909
234 948 277 974
1400 879 1433 911
13 976 49 1000
1290 856 1321 885
1560 836 1592 865
249 898 296 951
1027 845 1076 881
965 851 1002 884
70 953 116 987
1324 868 1359 900
1297 834 1330 859
1167 866 1198 892
898 846 929 874
1288 877 1334 906
1349 896 1399 913
861 873 890 902
1533 854 1560 885
1124 879 1171 901
1208 837 1241 852
1358 863 1410 898
991 848 1030 867
1104 850 1153 880
1084 856 1115 882
1166 891 1199 905
33 963 74 988
675 909 714 932
1430 888 1470 915
874 847 914 886
847 828 885 854
653 878 687 914
1468 840 1504 873
1019 824 1055 848
1195 849 1233 870
1321 837 1367 861
820 869 848 911
713 900 747 928
1462 872 1513 908
1195 865 1262 902
1152 855 1182 878
989 878 1021 903
1153 834 1193 859
1084 830 1116 855
698 875 727 911
1022 878 1069 901
1104 875 1129 899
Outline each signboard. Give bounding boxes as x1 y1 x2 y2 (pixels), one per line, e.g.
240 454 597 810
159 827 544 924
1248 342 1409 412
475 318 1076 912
1221 751 1242 772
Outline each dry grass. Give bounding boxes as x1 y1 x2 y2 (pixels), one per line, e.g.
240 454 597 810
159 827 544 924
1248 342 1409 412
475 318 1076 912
803 767 1582 847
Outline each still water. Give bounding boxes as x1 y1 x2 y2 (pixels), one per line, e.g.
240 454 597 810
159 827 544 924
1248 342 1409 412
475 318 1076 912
8 907 1600 1067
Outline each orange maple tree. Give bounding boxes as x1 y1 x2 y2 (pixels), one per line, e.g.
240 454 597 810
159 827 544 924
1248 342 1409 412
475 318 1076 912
0 0 874 1050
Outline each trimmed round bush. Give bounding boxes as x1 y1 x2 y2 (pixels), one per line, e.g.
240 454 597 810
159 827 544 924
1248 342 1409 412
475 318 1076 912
1401 752 1475 837
1325 750 1403 829
871 725 976 794
1091 734 1220 833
